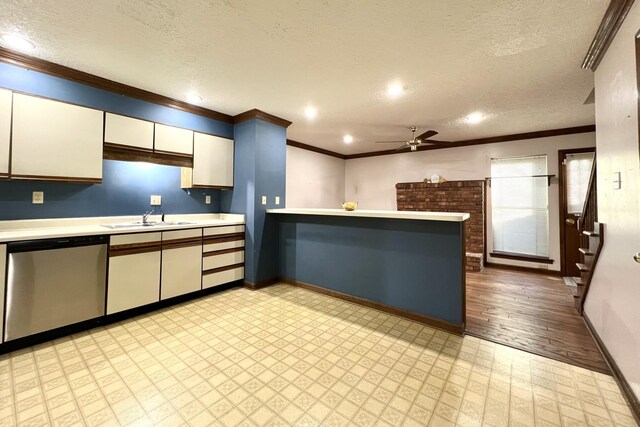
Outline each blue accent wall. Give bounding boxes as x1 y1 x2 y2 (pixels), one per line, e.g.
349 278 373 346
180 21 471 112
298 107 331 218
0 60 234 220
222 119 286 284
0 160 221 220
276 215 465 325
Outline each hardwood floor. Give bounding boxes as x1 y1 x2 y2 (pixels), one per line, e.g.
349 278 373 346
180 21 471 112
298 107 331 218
466 267 610 374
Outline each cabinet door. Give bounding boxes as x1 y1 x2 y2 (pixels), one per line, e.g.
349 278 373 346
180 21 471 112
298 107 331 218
161 229 202 299
154 123 193 155
0 89 11 176
193 132 234 187
107 233 161 314
105 113 154 150
11 94 103 181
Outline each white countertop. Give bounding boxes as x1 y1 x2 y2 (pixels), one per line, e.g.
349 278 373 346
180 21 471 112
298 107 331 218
0 213 245 243
266 208 469 222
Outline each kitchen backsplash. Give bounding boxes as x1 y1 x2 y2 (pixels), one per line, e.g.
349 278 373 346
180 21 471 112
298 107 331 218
0 160 221 220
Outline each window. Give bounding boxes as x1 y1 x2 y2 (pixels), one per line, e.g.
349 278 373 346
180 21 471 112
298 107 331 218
491 155 549 257
566 152 595 214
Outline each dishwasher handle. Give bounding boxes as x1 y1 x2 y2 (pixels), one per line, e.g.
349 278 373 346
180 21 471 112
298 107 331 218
8 235 109 253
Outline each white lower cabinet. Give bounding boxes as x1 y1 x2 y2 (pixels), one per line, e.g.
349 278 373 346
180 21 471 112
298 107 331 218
161 229 202 300
202 225 245 289
107 233 161 315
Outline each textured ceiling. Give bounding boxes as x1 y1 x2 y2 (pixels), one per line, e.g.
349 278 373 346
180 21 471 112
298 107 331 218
0 0 606 154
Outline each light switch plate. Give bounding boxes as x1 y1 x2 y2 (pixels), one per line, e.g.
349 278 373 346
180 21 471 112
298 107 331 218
205 195 211 204
32 191 44 204
150 195 162 206
613 172 621 190
261 196 267 205
275 196 280 205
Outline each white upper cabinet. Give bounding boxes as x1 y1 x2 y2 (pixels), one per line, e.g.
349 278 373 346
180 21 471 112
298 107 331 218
183 132 234 188
0 89 11 176
104 113 154 150
154 123 193 155
11 94 103 181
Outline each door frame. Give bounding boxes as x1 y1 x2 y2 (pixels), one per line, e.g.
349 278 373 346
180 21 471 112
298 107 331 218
558 147 596 276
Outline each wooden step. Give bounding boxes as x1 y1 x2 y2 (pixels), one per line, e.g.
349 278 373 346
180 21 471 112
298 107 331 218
576 263 590 272
578 248 594 256
572 276 584 286
583 230 600 237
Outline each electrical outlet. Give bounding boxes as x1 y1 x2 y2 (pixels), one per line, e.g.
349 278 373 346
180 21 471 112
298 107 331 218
275 196 280 205
261 196 267 205
205 195 211 204
150 195 162 206
32 191 44 204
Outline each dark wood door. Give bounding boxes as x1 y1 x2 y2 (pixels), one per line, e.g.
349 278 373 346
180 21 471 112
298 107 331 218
559 148 595 277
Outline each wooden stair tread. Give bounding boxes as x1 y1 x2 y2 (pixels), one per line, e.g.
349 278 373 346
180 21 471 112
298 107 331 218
578 248 594 256
576 263 590 272
582 230 600 237
572 276 584 286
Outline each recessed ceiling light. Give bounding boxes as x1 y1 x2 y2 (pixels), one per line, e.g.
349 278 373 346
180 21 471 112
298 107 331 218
304 106 317 120
386 83 404 98
343 135 353 144
464 112 485 124
0 33 35 52
185 92 203 104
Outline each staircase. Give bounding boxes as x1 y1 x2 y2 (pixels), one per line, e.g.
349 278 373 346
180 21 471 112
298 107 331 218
573 158 604 314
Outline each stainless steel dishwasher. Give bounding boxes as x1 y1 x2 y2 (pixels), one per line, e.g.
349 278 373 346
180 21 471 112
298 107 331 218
5 235 108 341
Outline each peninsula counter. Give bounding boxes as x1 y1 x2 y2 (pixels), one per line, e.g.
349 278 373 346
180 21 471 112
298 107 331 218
267 208 469 334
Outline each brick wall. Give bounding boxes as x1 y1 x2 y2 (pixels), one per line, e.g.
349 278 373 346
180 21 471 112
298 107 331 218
396 180 485 271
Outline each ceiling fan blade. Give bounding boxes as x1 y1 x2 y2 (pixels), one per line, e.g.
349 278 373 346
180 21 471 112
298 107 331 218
394 144 409 151
416 130 438 141
375 140 407 144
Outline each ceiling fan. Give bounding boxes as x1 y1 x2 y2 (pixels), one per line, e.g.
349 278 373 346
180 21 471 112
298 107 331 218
375 126 439 151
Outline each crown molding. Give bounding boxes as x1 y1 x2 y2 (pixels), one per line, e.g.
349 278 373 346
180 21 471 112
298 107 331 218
582 0 635 71
233 109 292 128
286 139 346 159
0 46 235 123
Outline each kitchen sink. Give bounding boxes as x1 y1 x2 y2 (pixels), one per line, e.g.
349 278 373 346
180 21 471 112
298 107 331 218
101 221 195 229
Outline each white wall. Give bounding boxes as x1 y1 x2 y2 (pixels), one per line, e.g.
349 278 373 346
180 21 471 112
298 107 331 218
344 133 596 270
286 145 345 208
585 2 640 402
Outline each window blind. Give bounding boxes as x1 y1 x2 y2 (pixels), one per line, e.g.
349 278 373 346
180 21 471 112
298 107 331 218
491 155 549 257
566 152 594 214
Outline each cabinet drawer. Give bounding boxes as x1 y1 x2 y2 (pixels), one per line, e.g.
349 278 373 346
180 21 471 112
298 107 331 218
203 250 244 271
203 266 244 289
203 239 244 253
203 225 244 237
111 233 162 246
162 229 202 241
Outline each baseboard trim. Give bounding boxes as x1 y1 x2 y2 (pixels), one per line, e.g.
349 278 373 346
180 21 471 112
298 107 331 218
244 278 280 290
484 262 563 277
584 313 640 424
280 277 465 336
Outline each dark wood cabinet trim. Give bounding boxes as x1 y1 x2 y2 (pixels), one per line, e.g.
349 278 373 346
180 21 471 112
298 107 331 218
0 47 234 124
233 109 292 128
10 174 102 184
103 143 193 168
582 0 636 71
162 237 202 250
203 233 245 245
191 184 234 190
110 242 162 257
490 251 554 264
203 247 244 257
203 262 245 276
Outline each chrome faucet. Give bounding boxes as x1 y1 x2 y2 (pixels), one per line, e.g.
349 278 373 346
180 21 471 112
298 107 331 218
142 209 154 224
